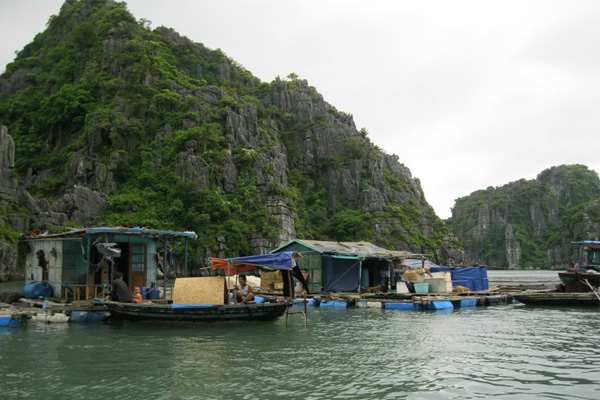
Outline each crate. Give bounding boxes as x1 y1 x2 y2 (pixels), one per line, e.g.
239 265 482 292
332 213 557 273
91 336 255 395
424 278 452 293
428 271 452 281
413 283 429 293
260 271 282 291
396 281 410 294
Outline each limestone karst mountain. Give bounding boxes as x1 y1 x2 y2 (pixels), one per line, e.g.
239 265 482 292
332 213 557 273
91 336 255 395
447 165 600 269
0 0 462 279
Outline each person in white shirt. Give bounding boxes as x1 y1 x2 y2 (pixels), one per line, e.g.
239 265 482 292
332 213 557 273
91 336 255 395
233 274 254 304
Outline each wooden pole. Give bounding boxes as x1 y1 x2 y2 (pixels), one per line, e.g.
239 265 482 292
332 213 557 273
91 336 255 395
184 238 189 277
163 237 168 299
226 261 231 304
85 235 91 300
581 279 600 305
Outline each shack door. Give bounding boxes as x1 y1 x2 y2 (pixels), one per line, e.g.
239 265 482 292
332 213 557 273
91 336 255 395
129 243 147 289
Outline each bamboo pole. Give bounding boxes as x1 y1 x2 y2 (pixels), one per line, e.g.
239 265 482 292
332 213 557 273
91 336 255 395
184 238 189 277
86 235 91 300
581 279 600 305
163 237 168 299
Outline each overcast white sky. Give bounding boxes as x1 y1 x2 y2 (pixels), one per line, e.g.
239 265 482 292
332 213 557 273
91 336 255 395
1 0 599 219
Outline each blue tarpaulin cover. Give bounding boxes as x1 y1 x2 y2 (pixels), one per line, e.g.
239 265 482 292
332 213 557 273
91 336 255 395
430 267 452 272
211 251 297 275
322 255 361 292
430 266 489 291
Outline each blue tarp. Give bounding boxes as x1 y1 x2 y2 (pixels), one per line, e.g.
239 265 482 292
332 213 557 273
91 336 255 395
430 266 489 291
430 267 452 272
322 255 361 293
211 251 296 274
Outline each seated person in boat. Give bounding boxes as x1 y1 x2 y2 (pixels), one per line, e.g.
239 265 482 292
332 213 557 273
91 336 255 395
132 287 143 304
110 272 134 302
233 274 254 304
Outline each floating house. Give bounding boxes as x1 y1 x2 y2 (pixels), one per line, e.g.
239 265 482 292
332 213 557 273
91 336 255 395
270 240 419 294
20 227 197 300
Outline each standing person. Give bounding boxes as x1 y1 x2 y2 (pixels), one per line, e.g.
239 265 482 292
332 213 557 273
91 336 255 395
110 272 134 302
233 274 254 305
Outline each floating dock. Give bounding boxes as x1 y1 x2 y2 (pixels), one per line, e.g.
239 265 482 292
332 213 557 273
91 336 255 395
9 298 110 323
288 289 518 311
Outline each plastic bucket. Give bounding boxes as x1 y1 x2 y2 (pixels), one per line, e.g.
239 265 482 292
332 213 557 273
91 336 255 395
23 281 54 299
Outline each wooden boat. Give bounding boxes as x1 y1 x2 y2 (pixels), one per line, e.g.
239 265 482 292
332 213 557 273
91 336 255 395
558 241 600 293
514 291 599 306
514 241 600 307
101 251 302 323
558 271 600 292
102 300 290 322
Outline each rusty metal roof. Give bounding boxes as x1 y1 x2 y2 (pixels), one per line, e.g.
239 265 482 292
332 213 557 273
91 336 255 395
272 239 421 259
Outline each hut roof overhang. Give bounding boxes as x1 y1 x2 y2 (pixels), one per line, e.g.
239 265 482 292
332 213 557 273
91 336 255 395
22 227 198 241
271 239 421 260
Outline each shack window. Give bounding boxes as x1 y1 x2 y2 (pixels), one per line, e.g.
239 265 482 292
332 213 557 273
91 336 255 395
131 245 146 272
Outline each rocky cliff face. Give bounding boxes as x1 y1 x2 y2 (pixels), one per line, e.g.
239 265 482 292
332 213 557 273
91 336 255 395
0 126 17 201
1 125 110 280
547 199 600 269
1 126 20 280
447 165 600 269
0 0 463 278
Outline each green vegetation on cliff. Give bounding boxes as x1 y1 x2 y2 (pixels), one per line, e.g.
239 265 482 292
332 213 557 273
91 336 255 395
447 164 600 268
0 0 456 266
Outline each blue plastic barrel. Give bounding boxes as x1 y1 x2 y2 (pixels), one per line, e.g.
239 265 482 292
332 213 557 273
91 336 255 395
385 302 417 310
23 281 54 299
146 288 161 300
424 300 454 310
140 286 148 300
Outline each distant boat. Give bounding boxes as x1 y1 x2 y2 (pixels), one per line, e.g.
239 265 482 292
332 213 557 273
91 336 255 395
516 241 600 307
514 292 599 307
558 240 600 293
102 300 290 322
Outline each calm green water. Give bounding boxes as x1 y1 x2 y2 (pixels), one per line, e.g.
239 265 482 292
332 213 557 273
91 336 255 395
1 271 599 400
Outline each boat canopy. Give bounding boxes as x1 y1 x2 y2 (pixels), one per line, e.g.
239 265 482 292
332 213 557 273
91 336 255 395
572 240 600 250
211 251 300 275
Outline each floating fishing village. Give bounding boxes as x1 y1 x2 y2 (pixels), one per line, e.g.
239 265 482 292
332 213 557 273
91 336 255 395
1 2 600 399
2 227 599 328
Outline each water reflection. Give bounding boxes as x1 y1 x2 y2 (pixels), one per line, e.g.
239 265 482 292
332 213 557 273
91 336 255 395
1 293 599 399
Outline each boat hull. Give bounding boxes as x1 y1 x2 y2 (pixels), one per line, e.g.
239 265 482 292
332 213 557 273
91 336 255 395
558 271 600 293
515 292 599 306
103 301 290 322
